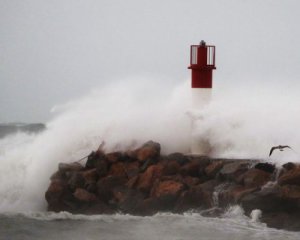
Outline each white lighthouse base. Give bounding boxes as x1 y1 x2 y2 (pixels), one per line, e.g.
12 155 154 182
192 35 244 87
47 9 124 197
190 88 212 155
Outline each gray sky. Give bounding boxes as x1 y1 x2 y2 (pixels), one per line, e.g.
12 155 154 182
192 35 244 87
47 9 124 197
1 0 300 122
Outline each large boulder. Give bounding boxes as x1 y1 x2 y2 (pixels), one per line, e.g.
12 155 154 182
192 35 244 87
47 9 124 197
108 162 127 178
219 161 250 182
278 167 300 186
136 164 164 193
180 159 202 177
73 188 97 202
166 153 189 166
254 162 276 174
205 161 224 178
135 141 161 162
96 175 127 203
238 168 271 188
163 160 181 175
45 179 75 212
150 180 185 199
58 162 84 173
175 180 218 212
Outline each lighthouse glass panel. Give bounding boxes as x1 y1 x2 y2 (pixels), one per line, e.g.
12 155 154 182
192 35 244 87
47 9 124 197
191 46 198 64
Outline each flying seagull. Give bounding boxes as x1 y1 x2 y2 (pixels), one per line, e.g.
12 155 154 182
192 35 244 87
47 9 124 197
269 145 292 157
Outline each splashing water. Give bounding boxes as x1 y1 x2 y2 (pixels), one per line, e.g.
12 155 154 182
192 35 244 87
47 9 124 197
0 76 300 213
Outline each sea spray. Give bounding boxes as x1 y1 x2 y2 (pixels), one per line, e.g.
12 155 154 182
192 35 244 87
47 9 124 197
1 77 300 213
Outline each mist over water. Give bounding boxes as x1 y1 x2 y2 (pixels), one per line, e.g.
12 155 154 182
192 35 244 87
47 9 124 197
0 76 300 213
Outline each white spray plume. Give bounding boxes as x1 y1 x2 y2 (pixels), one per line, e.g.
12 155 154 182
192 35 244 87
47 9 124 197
0 75 300 213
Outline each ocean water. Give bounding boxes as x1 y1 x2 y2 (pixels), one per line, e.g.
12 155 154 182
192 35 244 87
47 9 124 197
1 79 300 238
1 208 300 240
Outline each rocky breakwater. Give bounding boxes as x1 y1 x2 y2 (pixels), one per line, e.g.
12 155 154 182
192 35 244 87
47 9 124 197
46 141 300 231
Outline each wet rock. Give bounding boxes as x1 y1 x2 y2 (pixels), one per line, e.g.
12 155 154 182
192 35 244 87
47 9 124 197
45 179 75 212
50 170 65 181
218 184 258 206
126 175 139 189
85 150 107 169
278 167 300 186
73 188 97 202
150 180 185 199
68 172 85 191
279 184 300 200
163 160 181 175
136 164 164 193
175 180 217 212
81 168 99 184
183 176 201 187
108 162 127 178
219 161 250 182
240 184 283 213
124 161 140 178
58 162 84 173
106 152 124 163
238 168 271 188
96 175 127 203
254 162 276 174
180 159 202 177
135 141 160 162
112 187 145 213
282 162 297 171
205 161 224 178
166 153 189 166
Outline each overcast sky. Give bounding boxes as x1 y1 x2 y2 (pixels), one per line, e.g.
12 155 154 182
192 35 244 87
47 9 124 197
1 0 300 122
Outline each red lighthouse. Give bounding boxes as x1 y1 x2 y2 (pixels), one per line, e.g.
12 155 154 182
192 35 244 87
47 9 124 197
188 40 216 88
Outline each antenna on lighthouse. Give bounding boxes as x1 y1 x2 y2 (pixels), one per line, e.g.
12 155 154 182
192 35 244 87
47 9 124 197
188 40 216 155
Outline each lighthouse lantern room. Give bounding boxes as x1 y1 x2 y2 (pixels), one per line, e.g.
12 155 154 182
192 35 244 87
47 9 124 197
188 40 216 88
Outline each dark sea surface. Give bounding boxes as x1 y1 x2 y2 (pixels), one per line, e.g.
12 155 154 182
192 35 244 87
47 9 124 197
1 210 300 240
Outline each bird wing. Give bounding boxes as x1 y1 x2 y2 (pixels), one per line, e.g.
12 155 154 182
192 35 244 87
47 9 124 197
269 147 276 156
282 145 292 149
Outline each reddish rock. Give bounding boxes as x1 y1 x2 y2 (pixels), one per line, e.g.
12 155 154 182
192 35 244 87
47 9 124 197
218 184 258 206
106 152 124 163
175 180 218 212
67 172 85 190
151 180 185 198
205 161 224 178
45 179 67 204
50 170 65 181
58 162 84 173
108 162 127 178
135 141 160 162
180 160 201 177
239 168 271 188
45 179 75 212
282 162 298 171
166 153 189 166
73 188 97 202
279 185 300 199
81 168 98 184
124 161 140 178
219 161 250 182
126 175 139 189
184 176 201 187
85 150 107 169
96 175 127 203
95 159 108 178
163 160 181 175
278 167 300 186
136 164 164 193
